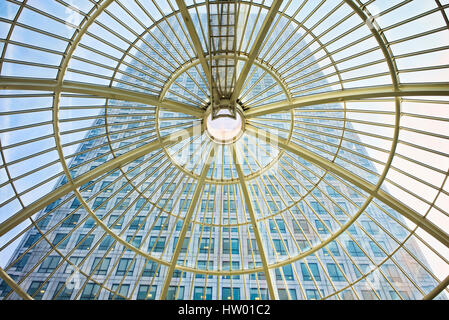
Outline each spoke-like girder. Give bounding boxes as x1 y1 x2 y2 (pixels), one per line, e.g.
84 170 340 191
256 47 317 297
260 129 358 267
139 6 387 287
160 145 215 300
0 125 202 238
233 144 277 299
1 0 448 301
245 124 449 250
0 267 32 300
175 0 220 102
230 0 283 104
425 274 449 300
0 77 204 118
244 83 449 118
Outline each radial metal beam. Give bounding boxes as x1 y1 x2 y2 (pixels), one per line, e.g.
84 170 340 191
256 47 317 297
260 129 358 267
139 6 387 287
175 0 220 102
0 267 32 300
245 124 449 249
230 1 283 103
244 83 449 118
232 144 276 300
0 125 201 238
160 145 215 300
0 77 204 118
424 274 449 300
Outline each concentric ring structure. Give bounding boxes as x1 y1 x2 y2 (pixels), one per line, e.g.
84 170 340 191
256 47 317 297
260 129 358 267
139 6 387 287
0 0 448 300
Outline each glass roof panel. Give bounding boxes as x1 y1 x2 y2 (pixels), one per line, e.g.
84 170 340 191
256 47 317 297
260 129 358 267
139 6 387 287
0 0 448 300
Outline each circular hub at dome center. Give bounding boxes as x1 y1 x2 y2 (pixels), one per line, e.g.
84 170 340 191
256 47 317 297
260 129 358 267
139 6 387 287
206 111 244 144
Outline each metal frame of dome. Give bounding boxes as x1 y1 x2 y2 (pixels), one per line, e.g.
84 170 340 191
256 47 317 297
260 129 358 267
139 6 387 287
0 0 448 300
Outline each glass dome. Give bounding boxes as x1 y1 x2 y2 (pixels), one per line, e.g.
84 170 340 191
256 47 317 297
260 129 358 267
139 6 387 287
0 0 448 300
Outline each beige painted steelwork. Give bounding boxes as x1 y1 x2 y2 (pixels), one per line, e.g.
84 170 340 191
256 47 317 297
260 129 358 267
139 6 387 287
0 0 449 300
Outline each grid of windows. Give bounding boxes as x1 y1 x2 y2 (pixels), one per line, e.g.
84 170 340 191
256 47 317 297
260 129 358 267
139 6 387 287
1 1 447 301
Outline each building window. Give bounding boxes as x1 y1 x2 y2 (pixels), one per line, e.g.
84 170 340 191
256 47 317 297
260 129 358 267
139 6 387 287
180 199 191 212
92 197 107 210
64 256 82 273
196 260 213 279
120 182 132 193
44 199 61 212
83 216 98 229
305 289 323 300
294 219 308 234
199 238 214 253
183 183 192 194
269 219 286 233
248 261 264 280
53 282 73 300
278 288 297 300
173 237 190 253
361 290 378 300
142 260 159 277
90 257 111 275
346 240 365 257
80 181 95 192
109 284 130 300
107 215 124 229
153 216 168 230
13 253 30 271
100 181 113 193
172 266 186 279
38 256 61 273
221 261 240 280
116 258 135 276
148 236 166 253
369 241 386 257
250 288 268 300
362 220 379 235
222 238 239 254
80 283 100 300
327 263 346 282
70 198 81 209
75 234 95 250
340 290 354 300
326 186 340 197
115 197 130 210
223 200 236 213
273 239 288 255
389 290 410 300
126 235 142 249
327 241 340 256
166 286 184 300
315 219 331 234
27 281 48 300
135 198 150 211
247 239 259 254
52 233 70 249
129 216 146 230
24 233 41 248
347 223 358 235
201 199 214 212
99 235 114 251
298 240 310 251
193 287 212 300
275 264 294 281
222 287 240 300
384 264 402 283
300 262 321 281
137 285 157 300
61 214 80 228
311 201 326 214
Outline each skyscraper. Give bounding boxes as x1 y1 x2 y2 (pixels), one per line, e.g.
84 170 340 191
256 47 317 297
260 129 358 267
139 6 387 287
0 2 447 300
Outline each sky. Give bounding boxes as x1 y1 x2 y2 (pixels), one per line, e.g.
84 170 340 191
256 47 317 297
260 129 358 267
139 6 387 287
0 0 448 293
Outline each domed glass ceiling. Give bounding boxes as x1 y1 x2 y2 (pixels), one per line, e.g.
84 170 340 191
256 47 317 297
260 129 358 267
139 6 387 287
0 0 448 300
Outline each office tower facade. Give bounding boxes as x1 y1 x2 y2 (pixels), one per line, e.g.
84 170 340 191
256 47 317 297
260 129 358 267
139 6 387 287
0 12 443 300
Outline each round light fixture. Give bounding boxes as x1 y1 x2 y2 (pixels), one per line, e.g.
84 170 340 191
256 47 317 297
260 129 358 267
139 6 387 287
205 110 244 144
